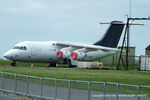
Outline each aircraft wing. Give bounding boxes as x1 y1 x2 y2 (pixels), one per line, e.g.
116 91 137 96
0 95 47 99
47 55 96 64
55 41 118 51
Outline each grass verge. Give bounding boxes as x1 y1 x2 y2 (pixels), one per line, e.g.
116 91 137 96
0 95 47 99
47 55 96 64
0 61 150 96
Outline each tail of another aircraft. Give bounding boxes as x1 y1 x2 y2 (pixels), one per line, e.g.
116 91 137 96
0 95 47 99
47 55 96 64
94 21 125 48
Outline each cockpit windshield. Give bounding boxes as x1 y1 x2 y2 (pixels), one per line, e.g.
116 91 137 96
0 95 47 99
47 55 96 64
14 46 27 50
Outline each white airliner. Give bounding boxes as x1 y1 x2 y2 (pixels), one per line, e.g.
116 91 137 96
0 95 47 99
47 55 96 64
4 21 125 67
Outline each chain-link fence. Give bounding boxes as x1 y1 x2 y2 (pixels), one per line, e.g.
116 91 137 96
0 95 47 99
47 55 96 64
0 72 149 100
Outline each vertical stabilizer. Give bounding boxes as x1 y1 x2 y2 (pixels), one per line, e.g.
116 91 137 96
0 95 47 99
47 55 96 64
94 21 125 48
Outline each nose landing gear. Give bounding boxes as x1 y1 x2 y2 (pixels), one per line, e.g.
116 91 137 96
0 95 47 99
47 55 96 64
11 61 16 66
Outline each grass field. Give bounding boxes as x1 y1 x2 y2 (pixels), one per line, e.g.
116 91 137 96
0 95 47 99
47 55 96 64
0 64 150 86
0 60 150 96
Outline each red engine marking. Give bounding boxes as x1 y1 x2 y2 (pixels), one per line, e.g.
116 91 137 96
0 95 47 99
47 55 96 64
71 52 78 60
57 50 63 58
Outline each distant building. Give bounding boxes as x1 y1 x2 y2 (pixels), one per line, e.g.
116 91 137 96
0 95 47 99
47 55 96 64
98 46 136 65
145 45 150 55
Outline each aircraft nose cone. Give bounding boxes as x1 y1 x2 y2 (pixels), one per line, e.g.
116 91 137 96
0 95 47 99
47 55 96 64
3 50 14 60
3 52 11 59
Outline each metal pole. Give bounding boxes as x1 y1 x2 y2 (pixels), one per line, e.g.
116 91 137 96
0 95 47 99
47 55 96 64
137 86 140 100
55 79 57 99
116 84 119 100
68 80 71 100
126 18 130 70
1 72 4 91
104 83 106 100
40 78 43 98
117 20 128 70
14 74 17 93
26 76 29 95
88 82 91 100
129 0 132 17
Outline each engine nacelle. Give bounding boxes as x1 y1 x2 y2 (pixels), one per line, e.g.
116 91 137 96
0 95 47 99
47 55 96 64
71 51 87 60
57 50 71 59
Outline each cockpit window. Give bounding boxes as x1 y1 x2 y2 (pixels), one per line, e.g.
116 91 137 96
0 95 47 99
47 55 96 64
24 47 27 50
14 46 27 50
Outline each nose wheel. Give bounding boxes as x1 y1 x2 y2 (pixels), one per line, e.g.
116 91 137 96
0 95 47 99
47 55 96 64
11 61 16 66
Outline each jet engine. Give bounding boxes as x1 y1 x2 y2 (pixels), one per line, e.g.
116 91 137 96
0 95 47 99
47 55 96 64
57 50 71 59
71 51 87 60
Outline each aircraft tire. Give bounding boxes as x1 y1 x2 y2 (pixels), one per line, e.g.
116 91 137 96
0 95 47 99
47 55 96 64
11 62 16 66
49 63 56 67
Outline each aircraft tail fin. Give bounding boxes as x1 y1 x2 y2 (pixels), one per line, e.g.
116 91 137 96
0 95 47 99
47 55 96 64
94 21 125 48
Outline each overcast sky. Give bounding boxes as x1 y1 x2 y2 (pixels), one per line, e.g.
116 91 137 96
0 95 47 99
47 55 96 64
0 0 150 58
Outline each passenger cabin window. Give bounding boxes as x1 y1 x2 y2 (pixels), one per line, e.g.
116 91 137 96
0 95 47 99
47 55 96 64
14 46 27 50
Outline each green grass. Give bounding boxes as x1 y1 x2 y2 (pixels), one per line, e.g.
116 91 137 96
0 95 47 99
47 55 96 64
1 60 150 96
0 65 150 86
2 60 46 67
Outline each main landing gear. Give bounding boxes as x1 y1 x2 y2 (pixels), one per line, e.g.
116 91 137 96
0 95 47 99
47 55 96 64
67 59 73 68
48 63 56 67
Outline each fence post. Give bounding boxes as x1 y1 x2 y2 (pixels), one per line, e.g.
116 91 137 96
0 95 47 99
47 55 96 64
116 83 119 100
88 82 91 100
104 82 106 100
14 74 17 93
137 86 140 100
55 79 57 99
40 77 43 98
68 80 71 100
1 72 4 91
26 76 29 95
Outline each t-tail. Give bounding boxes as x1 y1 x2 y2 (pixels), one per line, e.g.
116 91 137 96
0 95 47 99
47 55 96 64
94 21 125 48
